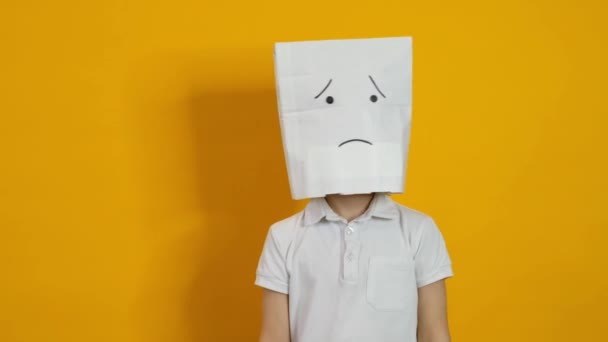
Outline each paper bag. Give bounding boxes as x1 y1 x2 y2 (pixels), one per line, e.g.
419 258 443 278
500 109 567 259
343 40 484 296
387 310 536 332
274 37 412 200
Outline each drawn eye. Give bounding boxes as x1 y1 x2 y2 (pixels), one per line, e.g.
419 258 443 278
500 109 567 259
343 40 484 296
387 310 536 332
315 79 333 103
368 75 386 102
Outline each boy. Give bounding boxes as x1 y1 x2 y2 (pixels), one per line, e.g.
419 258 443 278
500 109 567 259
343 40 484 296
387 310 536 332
255 37 453 342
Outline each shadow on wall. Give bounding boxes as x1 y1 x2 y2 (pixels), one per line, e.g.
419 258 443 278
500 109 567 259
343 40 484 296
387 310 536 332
128 56 298 341
183 85 295 340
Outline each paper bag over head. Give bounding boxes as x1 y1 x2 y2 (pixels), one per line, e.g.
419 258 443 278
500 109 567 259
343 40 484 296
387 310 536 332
274 37 412 200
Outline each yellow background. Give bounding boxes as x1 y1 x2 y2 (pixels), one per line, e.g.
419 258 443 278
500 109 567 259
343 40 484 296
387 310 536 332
1 0 607 341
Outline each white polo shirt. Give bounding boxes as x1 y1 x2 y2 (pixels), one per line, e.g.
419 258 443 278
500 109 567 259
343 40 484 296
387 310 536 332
255 192 453 342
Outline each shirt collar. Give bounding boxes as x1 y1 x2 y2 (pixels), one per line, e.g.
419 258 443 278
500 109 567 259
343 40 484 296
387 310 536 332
303 192 399 226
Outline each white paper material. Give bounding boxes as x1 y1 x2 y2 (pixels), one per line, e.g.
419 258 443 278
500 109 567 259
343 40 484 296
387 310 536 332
274 37 412 200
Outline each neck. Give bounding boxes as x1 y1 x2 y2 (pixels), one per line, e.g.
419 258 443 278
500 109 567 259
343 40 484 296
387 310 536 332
325 193 375 222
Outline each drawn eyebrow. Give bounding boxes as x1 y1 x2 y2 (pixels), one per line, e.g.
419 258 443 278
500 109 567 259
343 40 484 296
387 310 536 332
314 79 333 99
368 75 386 98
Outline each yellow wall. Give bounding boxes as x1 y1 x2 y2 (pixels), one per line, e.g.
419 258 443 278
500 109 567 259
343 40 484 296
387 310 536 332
1 0 607 341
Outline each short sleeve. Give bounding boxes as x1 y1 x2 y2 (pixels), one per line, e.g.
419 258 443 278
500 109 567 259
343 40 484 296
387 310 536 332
255 228 289 294
414 216 454 288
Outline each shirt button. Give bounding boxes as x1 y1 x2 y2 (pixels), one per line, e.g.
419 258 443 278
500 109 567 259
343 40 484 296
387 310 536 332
346 226 354 235
347 252 354 261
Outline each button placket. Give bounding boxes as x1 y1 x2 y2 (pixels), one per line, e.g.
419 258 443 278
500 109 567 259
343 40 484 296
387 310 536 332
343 224 360 282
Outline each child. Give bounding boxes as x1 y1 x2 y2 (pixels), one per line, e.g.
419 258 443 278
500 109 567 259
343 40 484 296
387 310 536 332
255 37 454 342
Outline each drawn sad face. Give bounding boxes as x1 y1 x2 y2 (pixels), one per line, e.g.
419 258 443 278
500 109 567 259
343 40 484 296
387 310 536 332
274 37 412 199
313 75 388 148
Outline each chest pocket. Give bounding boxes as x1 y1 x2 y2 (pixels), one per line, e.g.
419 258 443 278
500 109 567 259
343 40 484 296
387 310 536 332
366 256 417 311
